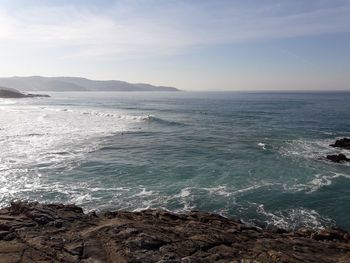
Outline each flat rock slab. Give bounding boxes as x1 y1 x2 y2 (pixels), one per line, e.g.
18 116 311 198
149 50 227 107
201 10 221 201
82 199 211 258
0 202 349 263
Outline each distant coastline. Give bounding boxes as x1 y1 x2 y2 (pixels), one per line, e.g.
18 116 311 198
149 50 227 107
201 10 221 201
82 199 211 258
0 76 179 92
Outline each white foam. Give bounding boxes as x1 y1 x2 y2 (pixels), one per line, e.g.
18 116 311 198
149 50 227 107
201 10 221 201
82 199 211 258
257 142 266 150
175 188 191 198
134 188 154 197
255 204 334 230
232 184 273 194
201 185 232 197
0 100 156 207
280 138 350 162
284 172 350 193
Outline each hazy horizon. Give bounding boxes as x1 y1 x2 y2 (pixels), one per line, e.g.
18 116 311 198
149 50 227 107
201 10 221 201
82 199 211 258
1 0 350 91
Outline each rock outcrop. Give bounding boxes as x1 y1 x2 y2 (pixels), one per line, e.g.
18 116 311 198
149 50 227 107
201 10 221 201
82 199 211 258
326 154 350 163
0 87 49 98
330 138 350 150
0 202 349 263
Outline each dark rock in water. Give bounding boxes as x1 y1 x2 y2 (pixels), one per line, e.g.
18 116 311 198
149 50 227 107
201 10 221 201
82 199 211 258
0 201 349 262
330 138 350 150
25 93 50 98
0 87 49 98
326 154 350 163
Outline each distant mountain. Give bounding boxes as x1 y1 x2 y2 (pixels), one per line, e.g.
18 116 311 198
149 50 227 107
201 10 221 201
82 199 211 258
0 87 49 98
0 76 179 92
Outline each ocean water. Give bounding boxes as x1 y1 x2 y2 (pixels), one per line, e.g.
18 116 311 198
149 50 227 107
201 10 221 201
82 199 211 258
1 91 350 230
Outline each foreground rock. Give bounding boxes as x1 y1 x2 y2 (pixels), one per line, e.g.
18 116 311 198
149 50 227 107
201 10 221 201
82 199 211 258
326 154 350 163
0 87 49 98
330 138 350 150
0 202 349 263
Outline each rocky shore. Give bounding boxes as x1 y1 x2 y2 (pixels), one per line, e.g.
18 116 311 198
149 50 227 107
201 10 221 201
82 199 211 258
0 202 349 263
0 87 49 98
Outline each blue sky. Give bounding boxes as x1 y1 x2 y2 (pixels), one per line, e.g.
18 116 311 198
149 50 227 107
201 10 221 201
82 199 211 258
0 0 349 90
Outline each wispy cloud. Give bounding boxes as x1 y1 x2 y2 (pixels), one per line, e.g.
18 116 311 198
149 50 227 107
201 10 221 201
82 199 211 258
0 0 350 59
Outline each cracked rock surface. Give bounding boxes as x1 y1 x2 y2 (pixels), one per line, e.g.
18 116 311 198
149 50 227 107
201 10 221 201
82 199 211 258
0 202 349 263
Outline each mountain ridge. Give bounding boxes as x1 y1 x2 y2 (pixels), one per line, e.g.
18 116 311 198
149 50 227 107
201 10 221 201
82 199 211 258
0 76 179 92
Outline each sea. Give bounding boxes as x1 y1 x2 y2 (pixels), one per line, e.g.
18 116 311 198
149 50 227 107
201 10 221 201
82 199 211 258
0 91 349 230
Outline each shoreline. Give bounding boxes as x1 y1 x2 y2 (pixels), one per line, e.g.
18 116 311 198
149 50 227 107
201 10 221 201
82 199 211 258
0 202 349 262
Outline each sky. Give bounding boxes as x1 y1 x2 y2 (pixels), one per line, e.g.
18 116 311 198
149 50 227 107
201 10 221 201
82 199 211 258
0 0 350 91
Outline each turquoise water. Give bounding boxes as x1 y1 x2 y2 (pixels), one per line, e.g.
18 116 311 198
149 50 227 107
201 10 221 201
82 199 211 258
1 91 349 230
